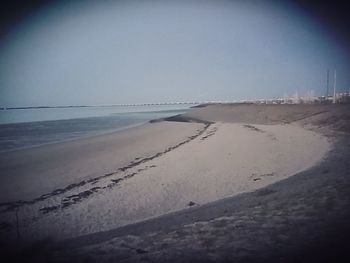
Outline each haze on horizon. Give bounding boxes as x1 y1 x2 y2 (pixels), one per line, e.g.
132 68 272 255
0 0 349 107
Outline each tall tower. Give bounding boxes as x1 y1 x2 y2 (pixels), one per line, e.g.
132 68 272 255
326 69 329 98
333 70 337 104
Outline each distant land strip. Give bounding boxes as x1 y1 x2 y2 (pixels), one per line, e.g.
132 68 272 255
0 102 200 110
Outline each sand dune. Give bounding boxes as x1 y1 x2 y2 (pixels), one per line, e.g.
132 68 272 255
185 103 350 130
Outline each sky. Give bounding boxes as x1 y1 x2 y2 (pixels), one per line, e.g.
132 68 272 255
0 0 349 107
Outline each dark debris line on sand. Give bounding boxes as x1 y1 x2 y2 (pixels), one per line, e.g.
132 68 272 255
200 126 218 141
243 124 278 142
0 122 212 215
243 124 265 133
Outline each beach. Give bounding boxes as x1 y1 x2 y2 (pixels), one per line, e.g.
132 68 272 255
0 121 202 202
1 103 350 262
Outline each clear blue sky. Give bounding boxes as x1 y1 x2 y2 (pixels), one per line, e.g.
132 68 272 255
0 0 349 107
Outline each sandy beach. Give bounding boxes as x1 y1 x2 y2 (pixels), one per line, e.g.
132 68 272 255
0 121 204 202
1 103 350 262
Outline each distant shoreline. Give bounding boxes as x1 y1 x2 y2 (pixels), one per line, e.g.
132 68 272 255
0 102 198 111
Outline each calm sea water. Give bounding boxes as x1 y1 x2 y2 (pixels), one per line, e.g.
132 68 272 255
0 105 193 152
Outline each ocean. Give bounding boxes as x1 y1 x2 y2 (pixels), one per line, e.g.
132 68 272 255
0 104 193 152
